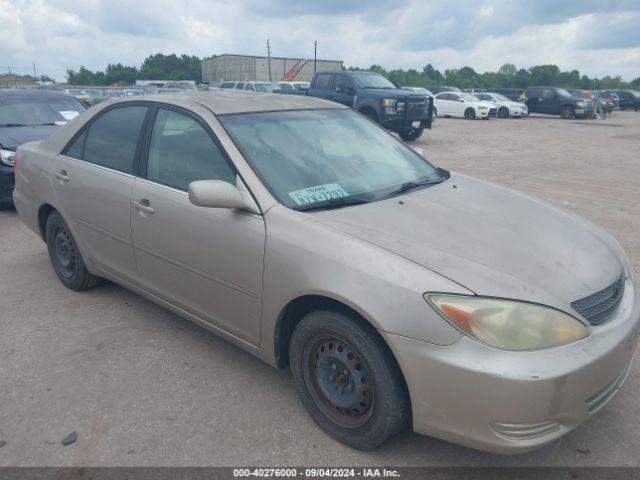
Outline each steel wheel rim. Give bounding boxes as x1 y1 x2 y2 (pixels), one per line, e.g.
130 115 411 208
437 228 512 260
304 335 374 428
53 226 76 279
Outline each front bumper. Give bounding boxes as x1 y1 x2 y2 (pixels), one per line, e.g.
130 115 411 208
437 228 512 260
382 277 640 454
0 164 14 206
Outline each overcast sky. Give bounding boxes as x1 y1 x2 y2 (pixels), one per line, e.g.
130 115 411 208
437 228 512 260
1 0 639 82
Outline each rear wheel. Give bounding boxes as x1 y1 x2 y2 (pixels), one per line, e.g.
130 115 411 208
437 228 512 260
464 108 476 120
561 105 575 119
45 211 101 291
399 128 424 142
290 310 410 449
498 107 510 118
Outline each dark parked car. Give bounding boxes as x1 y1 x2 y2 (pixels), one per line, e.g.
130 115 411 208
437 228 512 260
613 90 640 111
0 89 85 208
307 71 433 141
524 87 593 119
592 91 615 114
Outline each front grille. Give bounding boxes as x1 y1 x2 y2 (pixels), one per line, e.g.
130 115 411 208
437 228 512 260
570 276 625 325
406 100 426 115
488 108 497 116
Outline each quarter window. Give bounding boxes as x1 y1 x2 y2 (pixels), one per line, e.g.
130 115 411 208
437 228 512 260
82 106 147 174
146 108 236 191
64 130 87 159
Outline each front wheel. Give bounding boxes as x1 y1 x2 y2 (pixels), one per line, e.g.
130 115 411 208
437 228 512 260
560 106 575 119
290 310 410 450
45 211 101 291
498 107 510 118
464 108 476 120
399 128 424 142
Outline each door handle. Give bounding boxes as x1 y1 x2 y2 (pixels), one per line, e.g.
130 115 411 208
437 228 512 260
133 199 155 214
55 170 70 182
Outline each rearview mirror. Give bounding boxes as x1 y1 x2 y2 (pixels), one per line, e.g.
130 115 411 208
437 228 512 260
188 180 249 210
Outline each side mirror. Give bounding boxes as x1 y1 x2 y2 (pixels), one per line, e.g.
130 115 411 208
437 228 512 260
458 98 464 102
188 180 249 210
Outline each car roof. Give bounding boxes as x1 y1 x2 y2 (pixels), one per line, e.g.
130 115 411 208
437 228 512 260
110 91 343 115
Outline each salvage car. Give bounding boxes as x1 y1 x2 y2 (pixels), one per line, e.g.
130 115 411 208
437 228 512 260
473 92 528 118
0 89 85 208
434 91 495 119
13 92 639 454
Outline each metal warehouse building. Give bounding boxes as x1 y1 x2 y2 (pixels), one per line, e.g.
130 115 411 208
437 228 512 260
201 54 343 86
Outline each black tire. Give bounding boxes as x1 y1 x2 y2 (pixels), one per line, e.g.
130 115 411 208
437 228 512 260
560 105 575 119
290 309 410 450
498 107 509 118
464 108 476 120
399 128 424 142
45 211 101 291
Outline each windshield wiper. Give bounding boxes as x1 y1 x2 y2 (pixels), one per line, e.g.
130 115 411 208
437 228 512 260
295 196 370 212
0 123 30 127
385 176 446 197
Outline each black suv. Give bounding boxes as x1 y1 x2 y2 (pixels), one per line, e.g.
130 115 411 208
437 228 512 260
307 71 433 141
525 87 593 119
613 90 640 111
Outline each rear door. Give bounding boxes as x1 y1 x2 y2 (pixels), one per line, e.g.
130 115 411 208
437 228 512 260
130 105 265 344
53 104 149 283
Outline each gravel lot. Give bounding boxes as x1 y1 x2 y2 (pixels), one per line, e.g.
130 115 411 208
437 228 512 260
1 111 639 467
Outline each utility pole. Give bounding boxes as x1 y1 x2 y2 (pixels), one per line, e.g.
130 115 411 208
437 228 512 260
314 41 317 74
33 62 37 82
266 38 272 82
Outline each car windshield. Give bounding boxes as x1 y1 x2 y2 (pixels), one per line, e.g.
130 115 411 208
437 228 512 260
492 93 509 101
294 82 310 89
461 94 477 101
0 96 85 126
220 109 448 210
254 83 276 93
350 73 397 89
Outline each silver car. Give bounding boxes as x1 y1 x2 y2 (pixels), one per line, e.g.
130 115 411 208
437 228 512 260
13 92 639 453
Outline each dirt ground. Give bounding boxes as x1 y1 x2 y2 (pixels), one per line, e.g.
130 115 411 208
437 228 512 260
0 111 639 467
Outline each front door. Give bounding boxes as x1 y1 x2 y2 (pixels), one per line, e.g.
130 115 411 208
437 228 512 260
53 105 149 283
333 74 356 107
131 106 265 344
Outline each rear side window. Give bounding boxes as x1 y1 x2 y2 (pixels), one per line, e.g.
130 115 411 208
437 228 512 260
82 106 147 174
235 83 245 90
220 82 235 89
146 108 236 191
313 74 332 90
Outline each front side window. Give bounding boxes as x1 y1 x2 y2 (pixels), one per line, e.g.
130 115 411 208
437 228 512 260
146 108 236 191
82 106 147 174
220 109 448 210
245 84 255 91
235 83 245 90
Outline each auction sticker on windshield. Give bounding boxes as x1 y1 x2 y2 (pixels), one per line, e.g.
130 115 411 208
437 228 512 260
289 183 349 205
59 111 80 120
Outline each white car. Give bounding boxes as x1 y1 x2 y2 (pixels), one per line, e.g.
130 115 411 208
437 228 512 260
402 86 434 97
433 92 495 119
277 81 310 92
473 92 529 118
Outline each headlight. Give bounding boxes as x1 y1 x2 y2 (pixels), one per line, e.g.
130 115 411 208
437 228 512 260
425 294 589 351
478 105 488 110
381 98 403 115
0 149 16 167
576 101 585 108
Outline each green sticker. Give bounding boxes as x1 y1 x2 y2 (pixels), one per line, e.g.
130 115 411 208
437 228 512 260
288 183 349 206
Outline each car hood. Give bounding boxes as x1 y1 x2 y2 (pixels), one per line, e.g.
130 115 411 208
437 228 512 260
312 174 624 312
363 88 426 99
0 124 59 150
